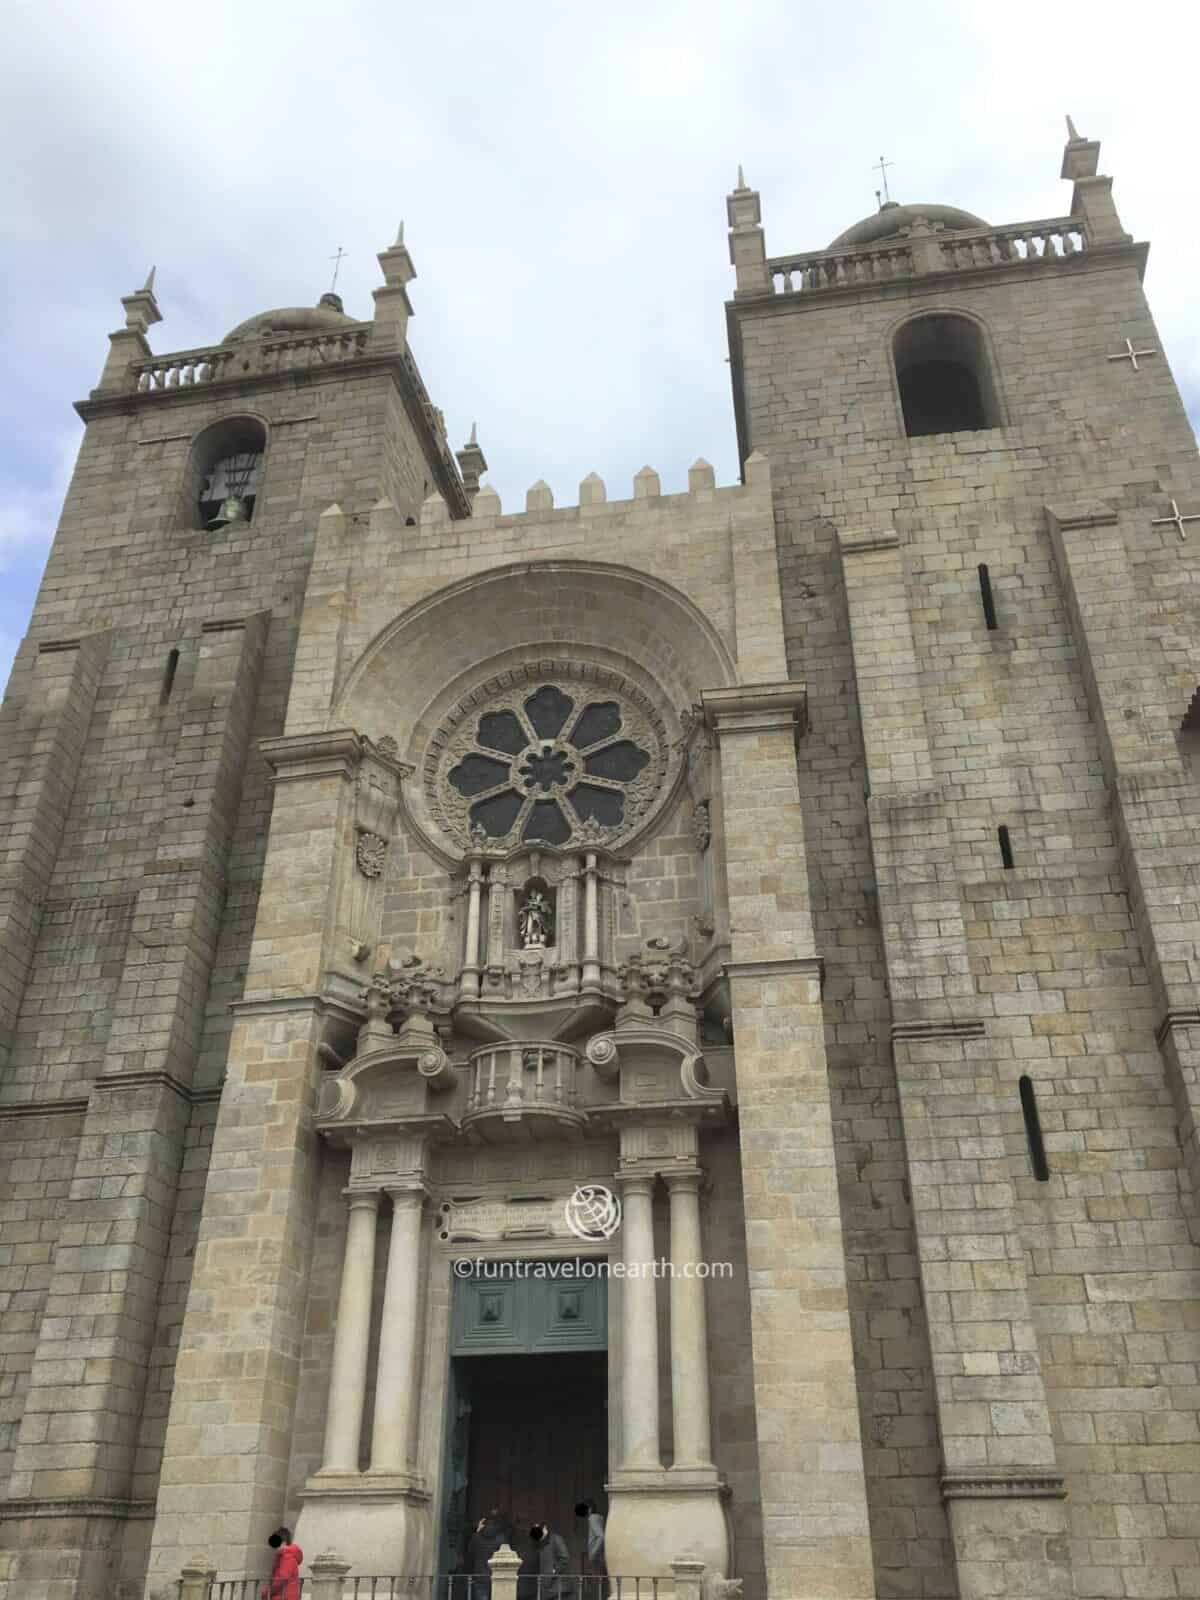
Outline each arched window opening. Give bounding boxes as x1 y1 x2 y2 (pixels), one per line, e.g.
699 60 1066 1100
893 315 1000 439
180 417 267 530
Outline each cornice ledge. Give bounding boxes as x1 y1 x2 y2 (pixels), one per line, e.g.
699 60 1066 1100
91 1068 192 1103
723 955 823 985
838 528 901 556
1044 500 1118 532
1156 1008 1200 1047
940 1469 1066 1502
892 1018 985 1043
0 1097 90 1121
0 1495 156 1521
867 781 947 815
701 681 808 733
259 728 364 781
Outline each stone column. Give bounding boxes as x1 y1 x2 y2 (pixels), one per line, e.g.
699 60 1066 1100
369 1188 426 1474
582 853 600 988
617 1173 661 1469
665 1170 713 1470
462 860 483 998
319 1190 380 1473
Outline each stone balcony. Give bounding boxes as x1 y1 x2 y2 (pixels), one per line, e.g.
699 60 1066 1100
460 1039 588 1141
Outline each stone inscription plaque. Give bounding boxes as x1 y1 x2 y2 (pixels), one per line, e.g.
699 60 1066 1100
439 1193 572 1242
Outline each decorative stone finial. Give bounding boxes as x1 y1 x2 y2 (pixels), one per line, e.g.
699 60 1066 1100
579 471 606 505
456 425 488 502
373 221 417 347
120 271 163 334
688 458 715 492
727 167 769 296
1060 115 1101 182
633 465 661 499
526 479 553 512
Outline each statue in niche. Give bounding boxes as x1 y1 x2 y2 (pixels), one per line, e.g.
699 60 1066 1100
518 885 553 949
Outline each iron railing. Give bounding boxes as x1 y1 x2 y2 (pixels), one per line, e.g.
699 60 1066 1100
213 1577 659 1600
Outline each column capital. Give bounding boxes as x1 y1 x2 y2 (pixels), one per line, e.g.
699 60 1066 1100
343 1189 382 1212
614 1168 657 1198
383 1183 428 1209
663 1166 704 1193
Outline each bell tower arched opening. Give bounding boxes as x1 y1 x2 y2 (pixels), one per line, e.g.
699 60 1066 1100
893 313 1001 438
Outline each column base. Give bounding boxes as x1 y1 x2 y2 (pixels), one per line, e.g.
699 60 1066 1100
295 1475 431 1575
604 1470 728 1582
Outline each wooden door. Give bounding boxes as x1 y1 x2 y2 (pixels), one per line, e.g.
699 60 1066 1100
459 1352 608 1573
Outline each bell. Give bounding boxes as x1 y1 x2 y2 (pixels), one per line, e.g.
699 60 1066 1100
208 495 249 528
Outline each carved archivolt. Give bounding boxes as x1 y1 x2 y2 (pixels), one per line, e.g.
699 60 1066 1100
425 660 673 854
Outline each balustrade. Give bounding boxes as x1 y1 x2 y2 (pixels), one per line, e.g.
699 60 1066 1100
935 216 1087 271
129 325 371 393
464 1040 581 1118
768 215 1089 295
769 242 913 294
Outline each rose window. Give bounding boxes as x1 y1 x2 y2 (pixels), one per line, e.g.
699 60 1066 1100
437 679 663 848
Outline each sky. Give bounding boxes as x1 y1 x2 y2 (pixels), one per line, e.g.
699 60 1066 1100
2 0 1198 693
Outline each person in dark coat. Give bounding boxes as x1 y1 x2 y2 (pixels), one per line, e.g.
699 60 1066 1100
467 1508 508 1600
528 1523 574 1600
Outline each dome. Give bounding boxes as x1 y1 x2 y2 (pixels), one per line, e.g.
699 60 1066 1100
222 293 357 345
829 201 988 250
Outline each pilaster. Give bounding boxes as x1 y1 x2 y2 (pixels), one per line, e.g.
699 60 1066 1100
143 723 370 1585
1047 502 1200 1227
701 681 876 1600
0 631 110 1081
837 529 1071 1600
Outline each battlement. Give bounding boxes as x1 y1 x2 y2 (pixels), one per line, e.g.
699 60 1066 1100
413 456 757 529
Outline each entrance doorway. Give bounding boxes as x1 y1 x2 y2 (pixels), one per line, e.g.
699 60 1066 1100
453 1352 608 1574
441 1265 609 1578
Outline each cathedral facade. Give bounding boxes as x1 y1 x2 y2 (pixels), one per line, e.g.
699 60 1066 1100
1 122 1199 1600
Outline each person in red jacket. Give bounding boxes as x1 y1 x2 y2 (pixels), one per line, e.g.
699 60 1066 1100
261 1527 303 1600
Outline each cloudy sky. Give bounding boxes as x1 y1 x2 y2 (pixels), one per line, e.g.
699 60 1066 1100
2 0 1197 691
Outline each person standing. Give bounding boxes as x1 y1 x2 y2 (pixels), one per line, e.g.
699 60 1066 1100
529 1522 574 1600
467 1509 508 1600
261 1528 303 1600
574 1502 606 1598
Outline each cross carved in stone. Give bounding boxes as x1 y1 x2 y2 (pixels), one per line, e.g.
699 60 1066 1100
1151 497 1200 542
1107 336 1158 371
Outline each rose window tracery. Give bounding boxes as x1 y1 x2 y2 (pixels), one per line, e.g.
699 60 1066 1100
431 669 668 852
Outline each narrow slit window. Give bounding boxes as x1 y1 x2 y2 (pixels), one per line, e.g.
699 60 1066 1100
998 824 1014 870
978 563 998 630
1019 1075 1049 1182
160 648 180 703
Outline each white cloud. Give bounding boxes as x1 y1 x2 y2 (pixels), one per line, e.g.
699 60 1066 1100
0 0 1196 643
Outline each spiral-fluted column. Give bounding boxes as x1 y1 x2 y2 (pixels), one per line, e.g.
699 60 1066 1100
320 1190 380 1473
666 1170 713 1470
617 1172 661 1469
369 1188 426 1474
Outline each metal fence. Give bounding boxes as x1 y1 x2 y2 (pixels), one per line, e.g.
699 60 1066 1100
217 1578 660 1600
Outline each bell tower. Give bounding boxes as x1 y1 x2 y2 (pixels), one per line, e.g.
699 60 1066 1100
725 126 1200 1600
0 226 471 1600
